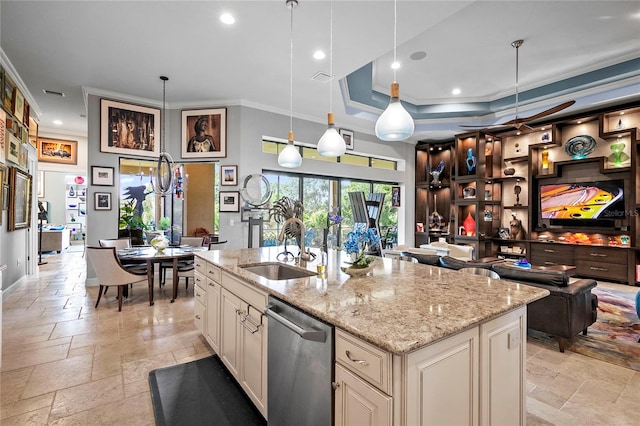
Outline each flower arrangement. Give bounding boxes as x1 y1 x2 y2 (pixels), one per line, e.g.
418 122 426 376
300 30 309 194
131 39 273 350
343 225 380 268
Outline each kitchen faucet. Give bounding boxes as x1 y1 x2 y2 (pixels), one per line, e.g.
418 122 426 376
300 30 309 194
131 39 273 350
278 217 311 263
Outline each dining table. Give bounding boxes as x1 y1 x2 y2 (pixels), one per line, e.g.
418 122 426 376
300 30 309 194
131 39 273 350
117 245 208 304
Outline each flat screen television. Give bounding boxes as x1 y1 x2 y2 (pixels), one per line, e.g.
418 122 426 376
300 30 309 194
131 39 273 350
539 180 625 227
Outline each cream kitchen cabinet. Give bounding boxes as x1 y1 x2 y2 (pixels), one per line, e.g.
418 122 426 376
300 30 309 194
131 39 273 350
218 271 268 419
336 305 526 426
193 260 207 335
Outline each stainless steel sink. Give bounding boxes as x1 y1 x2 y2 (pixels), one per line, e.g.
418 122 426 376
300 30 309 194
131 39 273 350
240 262 317 280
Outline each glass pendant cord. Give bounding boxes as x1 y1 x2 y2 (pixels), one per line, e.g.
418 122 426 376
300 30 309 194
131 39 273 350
278 0 302 168
317 0 346 157
150 76 174 196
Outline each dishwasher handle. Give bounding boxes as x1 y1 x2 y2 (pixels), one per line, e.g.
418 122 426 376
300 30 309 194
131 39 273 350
265 303 326 342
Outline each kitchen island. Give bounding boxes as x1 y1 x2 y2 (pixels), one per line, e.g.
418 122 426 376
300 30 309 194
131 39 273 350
194 247 549 425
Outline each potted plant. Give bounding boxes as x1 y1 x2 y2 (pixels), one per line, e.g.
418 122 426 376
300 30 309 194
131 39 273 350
118 200 146 245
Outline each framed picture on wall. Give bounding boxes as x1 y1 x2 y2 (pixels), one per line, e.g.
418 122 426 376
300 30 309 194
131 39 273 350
37 170 44 197
100 99 160 158
339 128 354 150
0 108 6 164
91 166 114 186
391 186 401 207
37 137 78 165
6 133 21 165
220 165 238 186
94 192 112 210
181 108 227 159
28 116 39 148
13 89 24 123
8 167 32 231
219 191 240 212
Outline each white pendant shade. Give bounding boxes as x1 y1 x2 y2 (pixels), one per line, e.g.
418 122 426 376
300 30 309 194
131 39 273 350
278 131 302 168
318 113 346 157
375 82 414 141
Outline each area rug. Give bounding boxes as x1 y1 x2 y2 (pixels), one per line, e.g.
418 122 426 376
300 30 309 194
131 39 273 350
148 355 266 426
529 286 640 371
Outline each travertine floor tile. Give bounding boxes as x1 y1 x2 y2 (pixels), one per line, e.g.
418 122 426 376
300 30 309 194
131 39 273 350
1 343 70 372
21 353 93 399
0 392 55 420
49 374 124 419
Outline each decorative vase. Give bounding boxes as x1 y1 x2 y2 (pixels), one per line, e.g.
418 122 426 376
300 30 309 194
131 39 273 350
463 187 476 199
341 263 374 277
465 148 476 174
463 212 476 236
609 142 626 167
429 195 445 231
151 235 169 252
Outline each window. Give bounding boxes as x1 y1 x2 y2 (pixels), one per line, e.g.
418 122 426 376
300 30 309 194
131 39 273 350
262 139 398 171
262 171 398 249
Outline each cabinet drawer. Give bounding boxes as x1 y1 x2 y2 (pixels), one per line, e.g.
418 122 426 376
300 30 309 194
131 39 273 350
194 283 206 306
194 299 206 333
195 257 207 275
194 271 206 290
531 255 574 267
336 329 391 395
207 264 221 283
575 260 628 281
221 272 267 310
530 243 574 258
575 246 627 265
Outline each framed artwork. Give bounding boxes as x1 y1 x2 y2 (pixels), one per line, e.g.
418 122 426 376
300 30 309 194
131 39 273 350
94 192 112 210
3 74 15 111
219 191 240 212
91 166 115 186
37 137 78 164
2 184 8 210
220 165 238 186
28 116 39 148
6 133 20 164
391 186 401 207
37 170 44 197
181 108 227 159
13 89 24 123
8 167 32 231
339 128 354 150
0 108 6 164
19 143 28 169
100 99 160 158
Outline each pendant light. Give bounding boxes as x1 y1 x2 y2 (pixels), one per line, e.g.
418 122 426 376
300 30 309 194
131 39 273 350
278 0 302 168
374 0 414 142
317 0 346 157
150 75 174 196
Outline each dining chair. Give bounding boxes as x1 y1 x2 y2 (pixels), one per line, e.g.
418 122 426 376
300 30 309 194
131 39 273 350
99 238 148 275
208 240 228 250
459 267 500 280
86 246 148 311
160 236 204 290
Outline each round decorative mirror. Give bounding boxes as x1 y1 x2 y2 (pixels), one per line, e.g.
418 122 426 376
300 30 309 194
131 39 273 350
240 174 272 207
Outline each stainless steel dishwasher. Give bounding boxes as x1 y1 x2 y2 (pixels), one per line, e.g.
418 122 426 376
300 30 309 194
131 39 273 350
264 296 333 426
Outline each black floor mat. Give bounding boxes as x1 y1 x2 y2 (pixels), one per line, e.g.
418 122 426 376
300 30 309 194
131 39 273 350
148 355 266 426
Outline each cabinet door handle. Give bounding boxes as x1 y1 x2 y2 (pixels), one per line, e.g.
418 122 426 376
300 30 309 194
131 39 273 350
331 382 340 390
345 350 369 366
208 282 215 287
544 249 555 253
543 261 556 266
239 314 262 334
590 266 608 271
195 315 201 320
589 253 607 257
196 292 201 297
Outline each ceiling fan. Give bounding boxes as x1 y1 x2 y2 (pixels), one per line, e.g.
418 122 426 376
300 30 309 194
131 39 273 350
460 39 575 132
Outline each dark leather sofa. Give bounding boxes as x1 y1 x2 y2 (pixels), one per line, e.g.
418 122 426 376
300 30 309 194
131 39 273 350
410 254 598 352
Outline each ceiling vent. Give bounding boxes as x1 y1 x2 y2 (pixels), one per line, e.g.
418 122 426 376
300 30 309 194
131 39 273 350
310 71 333 83
43 89 65 97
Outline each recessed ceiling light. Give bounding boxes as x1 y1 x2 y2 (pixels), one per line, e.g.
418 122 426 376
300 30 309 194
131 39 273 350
391 61 400 70
577 120 582 124
452 88 461 95
410 51 427 61
53 120 63 126
219 13 235 25
313 50 325 60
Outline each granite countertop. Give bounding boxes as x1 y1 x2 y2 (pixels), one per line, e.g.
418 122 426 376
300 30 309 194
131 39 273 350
196 247 549 355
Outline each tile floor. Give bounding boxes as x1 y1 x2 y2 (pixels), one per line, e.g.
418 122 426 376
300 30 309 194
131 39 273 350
1 248 639 425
